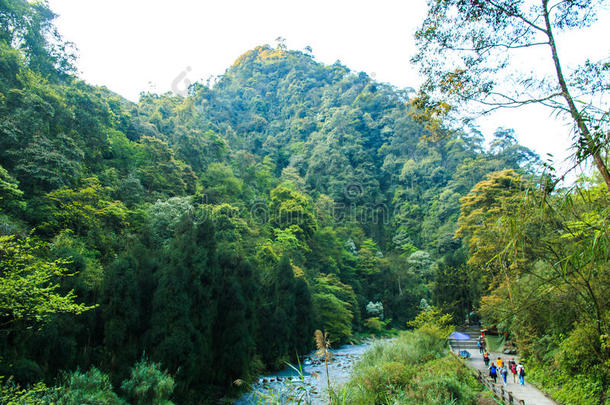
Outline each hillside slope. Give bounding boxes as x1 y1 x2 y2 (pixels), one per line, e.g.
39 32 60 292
0 3 538 401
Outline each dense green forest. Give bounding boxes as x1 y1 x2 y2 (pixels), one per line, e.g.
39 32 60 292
1 0 609 404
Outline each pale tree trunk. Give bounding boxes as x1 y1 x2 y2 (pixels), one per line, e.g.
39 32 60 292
542 0 610 190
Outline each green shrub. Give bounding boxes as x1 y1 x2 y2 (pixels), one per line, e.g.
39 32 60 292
519 320 610 405
0 377 49 405
121 360 175 405
527 362 605 405
51 367 124 405
9 358 44 385
407 306 454 339
557 321 603 377
365 317 384 332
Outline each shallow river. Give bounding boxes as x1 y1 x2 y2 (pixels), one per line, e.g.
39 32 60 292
235 339 382 404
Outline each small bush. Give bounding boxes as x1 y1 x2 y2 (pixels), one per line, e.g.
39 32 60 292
10 358 44 385
0 376 49 405
365 317 384 332
51 367 124 405
121 360 175 405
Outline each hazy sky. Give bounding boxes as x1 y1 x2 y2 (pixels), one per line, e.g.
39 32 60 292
47 0 610 178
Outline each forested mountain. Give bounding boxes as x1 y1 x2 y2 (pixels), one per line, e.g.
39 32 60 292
0 1 545 403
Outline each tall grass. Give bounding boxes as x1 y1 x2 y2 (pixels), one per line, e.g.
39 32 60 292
332 330 480 404
315 329 333 403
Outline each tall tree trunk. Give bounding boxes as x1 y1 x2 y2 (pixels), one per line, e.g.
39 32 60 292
542 0 610 190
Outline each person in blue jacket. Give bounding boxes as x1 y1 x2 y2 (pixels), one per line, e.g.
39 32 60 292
488 362 498 383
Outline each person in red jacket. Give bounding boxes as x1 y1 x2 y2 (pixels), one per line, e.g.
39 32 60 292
509 358 517 383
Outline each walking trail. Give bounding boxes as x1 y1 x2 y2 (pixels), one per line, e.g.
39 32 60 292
450 328 557 405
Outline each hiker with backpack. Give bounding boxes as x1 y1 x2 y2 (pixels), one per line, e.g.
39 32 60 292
477 336 485 353
516 362 526 386
489 362 498 383
509 358 518 383
500 364 508 385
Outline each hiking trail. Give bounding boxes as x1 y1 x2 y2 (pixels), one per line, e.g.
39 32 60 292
449 327 557 405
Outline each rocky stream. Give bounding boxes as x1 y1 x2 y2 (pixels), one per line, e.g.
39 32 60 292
236 338 385 404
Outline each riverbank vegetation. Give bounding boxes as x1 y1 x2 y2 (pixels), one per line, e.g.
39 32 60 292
331 309 480 404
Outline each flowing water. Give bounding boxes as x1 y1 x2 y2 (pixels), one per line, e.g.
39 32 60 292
235 339 385 404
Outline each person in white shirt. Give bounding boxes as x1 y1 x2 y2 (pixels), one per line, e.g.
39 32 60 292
516 362 526 386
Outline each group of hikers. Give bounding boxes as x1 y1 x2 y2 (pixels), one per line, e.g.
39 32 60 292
484 352 525 385
479 336 526 386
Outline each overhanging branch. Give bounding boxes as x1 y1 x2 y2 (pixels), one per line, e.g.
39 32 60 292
486 0 548 33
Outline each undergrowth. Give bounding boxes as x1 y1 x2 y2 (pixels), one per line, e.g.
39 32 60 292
331 329 481 404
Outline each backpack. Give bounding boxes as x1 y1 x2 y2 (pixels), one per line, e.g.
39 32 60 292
519 367 526 377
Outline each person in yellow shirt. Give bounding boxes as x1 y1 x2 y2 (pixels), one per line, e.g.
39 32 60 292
497 357 503 368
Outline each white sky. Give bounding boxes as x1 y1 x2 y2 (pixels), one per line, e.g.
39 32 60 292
47 0 610 179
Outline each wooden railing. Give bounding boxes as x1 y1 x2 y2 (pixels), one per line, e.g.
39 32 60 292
475 369 525 405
